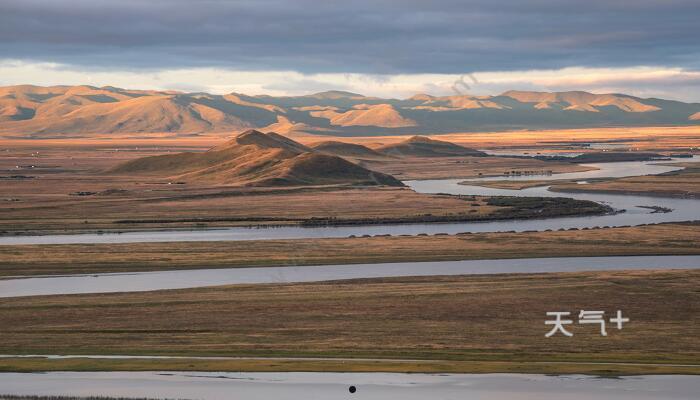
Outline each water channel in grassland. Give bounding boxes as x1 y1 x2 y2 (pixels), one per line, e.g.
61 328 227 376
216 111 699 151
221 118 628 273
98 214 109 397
0 372 697 400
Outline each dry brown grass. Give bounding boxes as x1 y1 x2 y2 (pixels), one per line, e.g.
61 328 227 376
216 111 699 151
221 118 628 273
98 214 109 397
0 145 603 233
360 155 592 180
0 146 503 231
330 126 700 151
1 223 699 277
0 182 499 233
3 125 699 150
463 179 577 190
551 162 700 198
1 357 698 375
0 269 697 367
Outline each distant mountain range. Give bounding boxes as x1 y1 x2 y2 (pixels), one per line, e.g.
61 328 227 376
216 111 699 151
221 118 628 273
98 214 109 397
1 85 699 138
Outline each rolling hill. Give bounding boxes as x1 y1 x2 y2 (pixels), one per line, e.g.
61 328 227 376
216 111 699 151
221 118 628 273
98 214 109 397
311 141 385 158
499 90 661 112
112 130 403 187
377 136 487 157
2 85 700 137
308 103 416 128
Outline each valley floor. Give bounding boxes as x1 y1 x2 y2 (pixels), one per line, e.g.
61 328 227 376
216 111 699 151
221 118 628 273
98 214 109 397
1 223 699 278
1 269 698 374
335 125 700 152
0 145 605 235
549 162 700 198
1 137 699 376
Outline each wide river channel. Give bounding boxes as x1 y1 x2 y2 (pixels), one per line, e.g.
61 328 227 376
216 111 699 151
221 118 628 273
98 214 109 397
0 371 697 399
2 255 699 298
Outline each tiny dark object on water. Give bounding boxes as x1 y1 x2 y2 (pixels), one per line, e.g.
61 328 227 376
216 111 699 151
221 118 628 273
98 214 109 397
349 386 357 393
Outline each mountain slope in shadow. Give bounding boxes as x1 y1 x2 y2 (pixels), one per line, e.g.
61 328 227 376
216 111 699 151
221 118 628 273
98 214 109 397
112 130 404 187
3 85 700 137
376 136 487 157
311 141 386 158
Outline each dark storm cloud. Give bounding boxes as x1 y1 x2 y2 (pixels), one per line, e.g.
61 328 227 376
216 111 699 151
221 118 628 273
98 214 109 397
1 0 698 74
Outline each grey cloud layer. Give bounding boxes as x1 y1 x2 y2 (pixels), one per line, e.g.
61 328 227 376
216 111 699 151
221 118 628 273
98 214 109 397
1 0 698 74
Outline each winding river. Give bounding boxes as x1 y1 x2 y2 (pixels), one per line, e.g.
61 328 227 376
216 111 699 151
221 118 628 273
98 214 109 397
3 255 699 298
1 157 699 298
2 158 699 396
0 157 697 246
0 371 697 399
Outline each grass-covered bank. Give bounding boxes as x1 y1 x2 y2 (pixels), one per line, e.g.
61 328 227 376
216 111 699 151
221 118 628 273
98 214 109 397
0 357 698 375
1 269 698 374
1 222 699 278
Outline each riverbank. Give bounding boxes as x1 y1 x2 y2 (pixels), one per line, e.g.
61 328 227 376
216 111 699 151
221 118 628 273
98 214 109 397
0 357 698 375
0 269 698 374
0 185 498 235
1 223 699 278
549 162 700 199
0 184 609 236
0 143 598 235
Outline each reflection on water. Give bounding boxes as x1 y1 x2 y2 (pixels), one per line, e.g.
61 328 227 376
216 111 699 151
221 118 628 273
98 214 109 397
0 372 697 400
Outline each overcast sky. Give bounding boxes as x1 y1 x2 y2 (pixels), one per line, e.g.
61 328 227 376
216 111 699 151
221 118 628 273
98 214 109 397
1 0 699 101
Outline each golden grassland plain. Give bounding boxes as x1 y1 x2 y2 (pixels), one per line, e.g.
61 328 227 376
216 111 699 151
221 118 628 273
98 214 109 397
359 155 592 180
332 125 700 152
464 179 577 190
0 269 698 374
550 162 700 198
1 223 699 277
3 125 700 151
462 161 700 194
0 184 498 233
0 145 607 234
1 357 698 376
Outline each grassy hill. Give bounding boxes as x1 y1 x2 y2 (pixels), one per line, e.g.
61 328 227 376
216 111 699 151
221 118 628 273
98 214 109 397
311 141 385 158
377 136 487 157
112 130 403 187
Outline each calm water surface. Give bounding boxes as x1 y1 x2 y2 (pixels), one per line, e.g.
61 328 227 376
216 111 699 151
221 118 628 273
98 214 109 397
0 372 697 400
2 255 699 298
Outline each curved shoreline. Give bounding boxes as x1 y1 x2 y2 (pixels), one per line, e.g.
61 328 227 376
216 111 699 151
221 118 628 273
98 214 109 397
0 158 696 244
2 255 699 298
